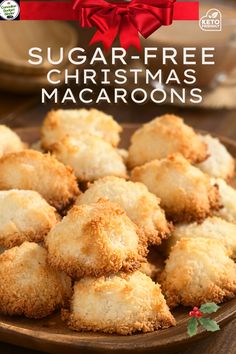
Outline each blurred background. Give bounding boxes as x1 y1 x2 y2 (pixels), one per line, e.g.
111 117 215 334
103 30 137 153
0 0 235 138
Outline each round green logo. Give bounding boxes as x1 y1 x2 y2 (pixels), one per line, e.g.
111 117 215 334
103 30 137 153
0 0 20 20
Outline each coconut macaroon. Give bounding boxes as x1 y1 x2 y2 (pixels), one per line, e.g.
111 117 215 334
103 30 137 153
0 150 80 211
46 199 146 278
50 135 127 182
0 125 25 158
213 178 236 224
160 238 236 308
131 154 220 223
62 271 175 335
0 190 59 248
196 135 235 180
41 108 122 149
168 217 236 260
76 177 171 245
0 242 72 318
128 115 207 168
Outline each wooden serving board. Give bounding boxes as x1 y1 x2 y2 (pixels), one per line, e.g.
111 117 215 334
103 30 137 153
0 125 233 354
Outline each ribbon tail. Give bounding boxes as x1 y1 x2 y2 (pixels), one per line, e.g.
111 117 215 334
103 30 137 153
89 24 119 51
119 15 141 51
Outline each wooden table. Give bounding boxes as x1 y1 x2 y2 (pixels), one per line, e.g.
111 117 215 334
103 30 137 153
0 90 235 354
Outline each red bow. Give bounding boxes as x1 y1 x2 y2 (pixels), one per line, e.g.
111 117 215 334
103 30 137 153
73 0 176 51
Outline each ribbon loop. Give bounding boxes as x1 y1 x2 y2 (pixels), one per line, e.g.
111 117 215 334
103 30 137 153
73 0 176 51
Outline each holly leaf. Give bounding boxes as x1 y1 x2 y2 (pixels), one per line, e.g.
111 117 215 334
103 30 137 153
187 317 198 337
199 318 220 332
200 303 220 314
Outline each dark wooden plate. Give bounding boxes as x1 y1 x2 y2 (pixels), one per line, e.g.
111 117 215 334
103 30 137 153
0 125 235 354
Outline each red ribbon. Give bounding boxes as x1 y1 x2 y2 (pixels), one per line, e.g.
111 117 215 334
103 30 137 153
20 1 199 50
73 0 176 51
20 2 199 21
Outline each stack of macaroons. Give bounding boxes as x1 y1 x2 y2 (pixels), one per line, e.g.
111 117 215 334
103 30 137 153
46 199 175 334
0 110 175 335
0 110 235 335
128 114 236 308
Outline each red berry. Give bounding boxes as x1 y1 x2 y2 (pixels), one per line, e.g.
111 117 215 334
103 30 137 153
189 306 203 318
196 311 203 318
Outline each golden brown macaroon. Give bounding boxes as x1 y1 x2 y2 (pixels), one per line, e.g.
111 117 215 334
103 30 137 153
168 216 236 260
51 135 127 182
0 125 25 158
131 154 220 223
76 176 171 245
41 108 122 149
62 271 175 335
0 149 80 211
160 238 236 308
196 135 235 180
128 114 207 168
0 242 72 318
212 178 236 224
0 190 59 248
45 199 147 278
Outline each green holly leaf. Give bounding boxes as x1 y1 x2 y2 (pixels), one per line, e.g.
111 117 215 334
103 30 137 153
199 318 220 332
200 303 220 314
187 317 198 337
